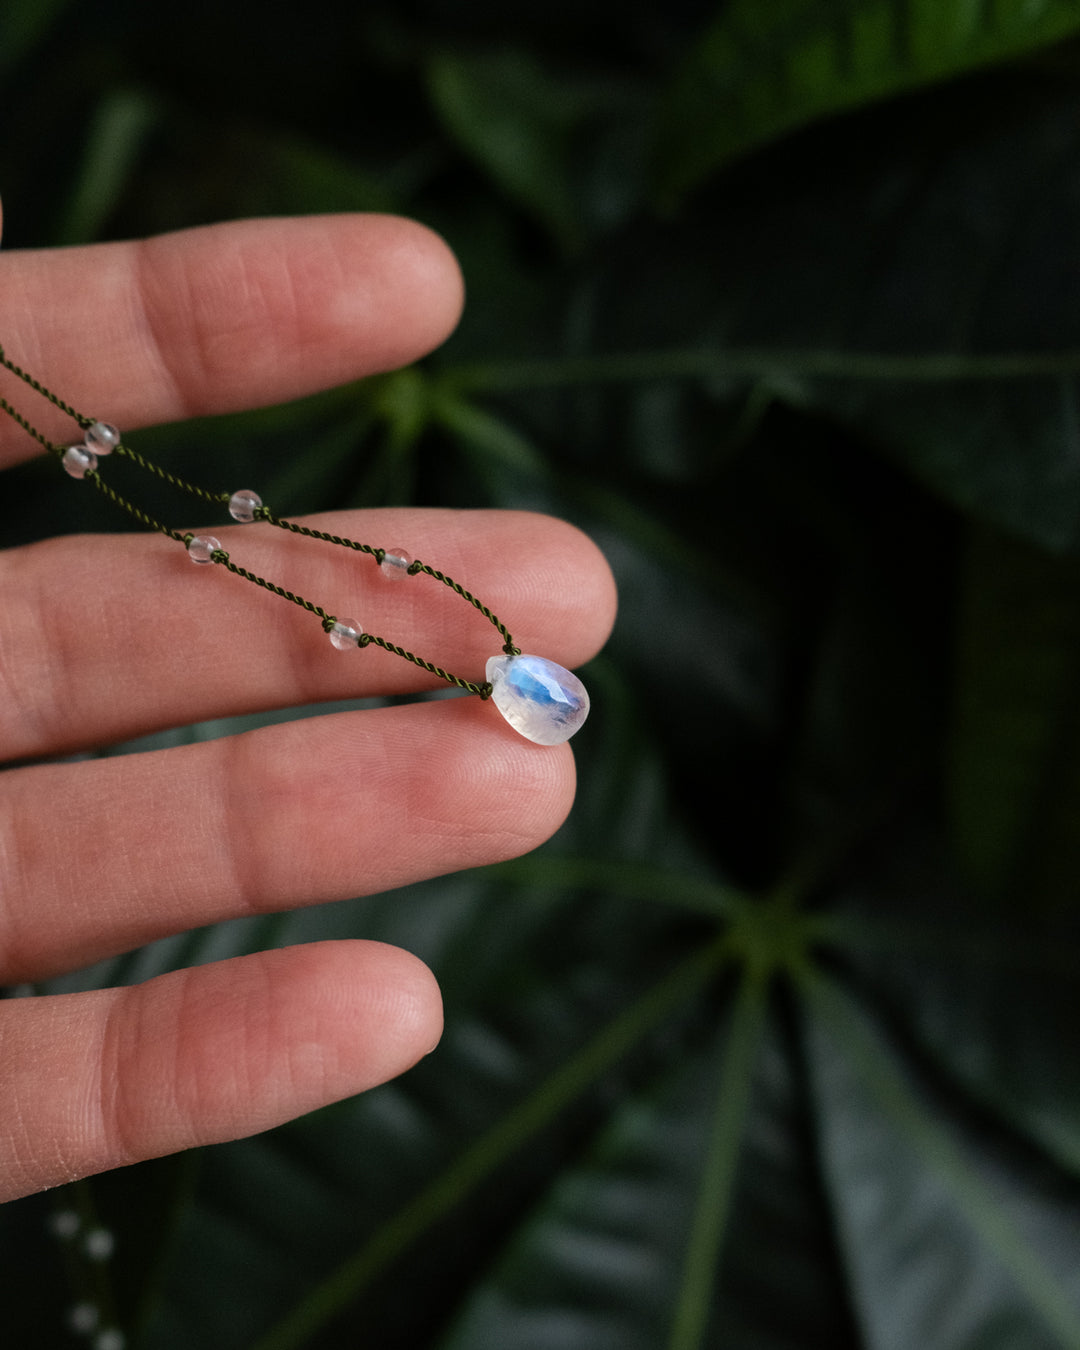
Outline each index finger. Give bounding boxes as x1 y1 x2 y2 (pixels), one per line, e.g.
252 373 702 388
0 213 464 467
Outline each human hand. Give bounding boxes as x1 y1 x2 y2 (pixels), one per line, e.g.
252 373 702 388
0 210 616 1204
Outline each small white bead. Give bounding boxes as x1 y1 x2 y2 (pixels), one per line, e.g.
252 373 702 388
85 422 120 454
84 1227 115 1261
329 618 363 650
94 1330 126 1350
50 1209 81 1239
228 489 262 523
380 547 413 580
188 535 221 564
62 445 97 478
69 1301 100 1334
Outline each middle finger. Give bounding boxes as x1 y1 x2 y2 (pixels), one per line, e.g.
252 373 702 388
0 696 576 983
0 508 608 760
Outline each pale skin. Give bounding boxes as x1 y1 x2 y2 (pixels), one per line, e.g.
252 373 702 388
0 207 617 1204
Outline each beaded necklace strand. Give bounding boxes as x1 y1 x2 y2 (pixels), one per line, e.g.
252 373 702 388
0 345 589 745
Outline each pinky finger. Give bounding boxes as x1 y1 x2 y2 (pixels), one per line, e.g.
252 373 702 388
0 941 442 1204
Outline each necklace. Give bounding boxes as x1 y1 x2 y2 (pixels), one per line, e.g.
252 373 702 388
0 345 590 746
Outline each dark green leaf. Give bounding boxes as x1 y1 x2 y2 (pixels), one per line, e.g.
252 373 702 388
436 975 766 1350
657 0 1080 201
804 975 1080 1350
0 0 77 73
57 88 161 244
427 50 587 250
821 829 1080 1177
949 524 1080 907
4 7 1080 1350
579 82 1080 547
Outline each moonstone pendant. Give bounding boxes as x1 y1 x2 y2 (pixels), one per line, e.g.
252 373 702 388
485 654 590 746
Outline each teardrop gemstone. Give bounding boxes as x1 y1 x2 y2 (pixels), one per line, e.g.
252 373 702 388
485 654 590 745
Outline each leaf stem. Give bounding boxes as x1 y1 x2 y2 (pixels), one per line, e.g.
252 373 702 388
666 970 769 1350
250 935 733 1350
483 855 745 919
444 347 1080 393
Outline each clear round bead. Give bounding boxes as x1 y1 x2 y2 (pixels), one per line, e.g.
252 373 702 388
228 489 262 523
50 1210 81 1239
62 445 97 478
68 1303 100 1334
85 421 120 454
188 535 221 564
380 547 413 580
84 1227 115 1261
329 618 364 650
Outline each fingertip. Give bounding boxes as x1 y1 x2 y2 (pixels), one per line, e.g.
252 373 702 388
483 723 579 850
135 213 467 407
379 214 465 359
107 941 445 1162
230 940 444 1104
344 939 445 1064
277 697 580 904
0 941 445 1201
314 213 463 376
500 513 619 670
553 516 619 664
0 213 466 462
375 699 579 878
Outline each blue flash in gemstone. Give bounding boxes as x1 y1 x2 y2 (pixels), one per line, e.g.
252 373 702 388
485 654 590 745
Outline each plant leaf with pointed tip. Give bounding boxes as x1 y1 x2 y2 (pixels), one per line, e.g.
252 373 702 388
656 0 1080 201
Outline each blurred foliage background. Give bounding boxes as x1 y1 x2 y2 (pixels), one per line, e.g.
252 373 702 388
2 1 1080 1346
